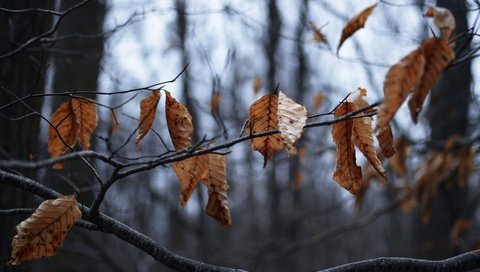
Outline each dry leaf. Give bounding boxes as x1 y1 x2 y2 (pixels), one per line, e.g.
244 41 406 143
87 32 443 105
7 195 82 265
205 154 232 226
425 7 456 41
211 93 221 113
337 3 377 53
48 102 79 169
312 92 325 111
277 91 307 155
166 91 194 151
388 137 410 177
376 123 395 158
253 75 262 96
377 48 425 129
249 93 283 167
172 154 209 206
71 98 98 150
332 102 362 194
310 22 328 44
408 38 455 123
135 90 161 150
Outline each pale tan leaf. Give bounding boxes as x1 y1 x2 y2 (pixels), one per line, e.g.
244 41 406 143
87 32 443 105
48 102 79 169
7 195 82 266
377 48 425 129
135 90 161 150
376 123 395 158
166 91 193 151
71 98 98 150
425 7 456 41
205 154 232 226
253 75 262 96
388 137 410 177
408 38 455 123
332 102 362 194
172 154 209 206
277 91 307 156
249 93 283 167
337 3 377 53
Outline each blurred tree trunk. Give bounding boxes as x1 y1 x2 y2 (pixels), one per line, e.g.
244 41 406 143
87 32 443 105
0 2 53 271
416 0 471 259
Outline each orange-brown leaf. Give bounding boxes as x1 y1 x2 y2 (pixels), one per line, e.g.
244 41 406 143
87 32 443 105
332 102 362 194
71 98 98 150
172 154 209 206
377 48 425 129
376 123 395 158
48 102 79 169
277 91 307 155
7 195 82 266
166 91 193 151
136 90 161 150
210 93 221 113
408 38 455 123
249 94 283 167
205 154 232 226
337 3 377 53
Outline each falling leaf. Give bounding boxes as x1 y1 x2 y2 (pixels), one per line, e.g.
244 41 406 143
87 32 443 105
172 154 209 206
71 98 98 150
205 154 232 226
332 102 362 194
337 3 377 53
211 93 221 113
166 91 193 151
376 123 395 158
377 48 425 129
135 90 161 150
312 92 325 111
7 195 82 266
425 7 456 41
249 93 283 167
348 90 387 180
408 38 455 123
253 75 262 96
388 137 410 177
48 102 79 169
277 91 307 155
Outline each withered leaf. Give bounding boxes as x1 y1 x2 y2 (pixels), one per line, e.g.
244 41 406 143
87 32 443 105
332 102 362 194
71 98 98 150
211 93 221 113
337 3 377 53
425 6 456 41
205 154 232 226
135 90 161 150
48 102 79 169
277 91 307 156
172 154 209 206
376 123 395 158
7 195 82 266
166 91 193 151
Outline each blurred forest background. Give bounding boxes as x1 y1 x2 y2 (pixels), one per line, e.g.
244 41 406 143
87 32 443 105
1 0 480 271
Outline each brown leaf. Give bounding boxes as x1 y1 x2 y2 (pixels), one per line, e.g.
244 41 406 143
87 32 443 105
166 91 193 151
205 154 232 226
48 102 79 169
337 3 377 53
71 98 98 150
277 91 307 155
7 195 82 266
377 48 425 129
312 92 325 112
425 7 456 41
135 90 161 150
172 154 209 206
249 93 283 167
408 38 455 123
388 137 410 177
376 123 395 158
310 22 328 44
332 102 362 194
210 93 221 113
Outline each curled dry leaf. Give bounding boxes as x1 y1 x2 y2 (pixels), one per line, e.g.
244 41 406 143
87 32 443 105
249 93 283 167
7 195 82 266
71 98 98 150
337 3 377 53
48 102 79 169
166 91 193 151
172 154 209 206
277 91 307 156
332 102 362 194
376 123 395 158
205 154 232 226
135 90 161 150
408 38 455 123
377 48 425 130
425 6 456 41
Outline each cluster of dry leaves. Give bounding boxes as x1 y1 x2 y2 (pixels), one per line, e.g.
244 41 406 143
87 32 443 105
7 3 469 267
